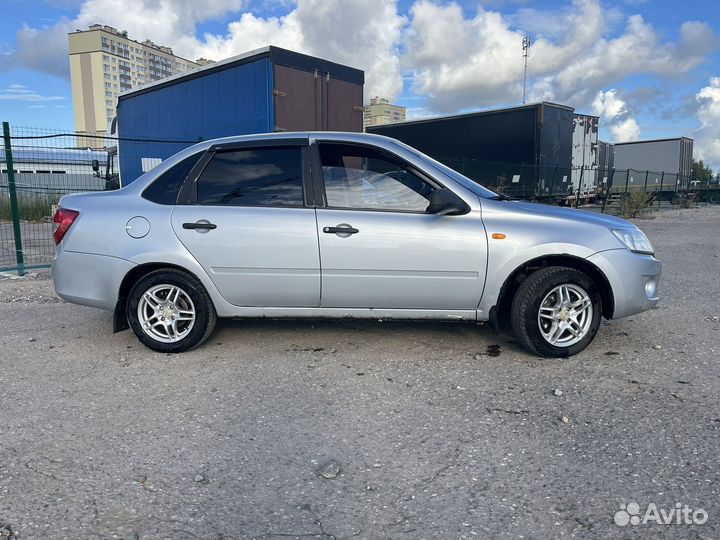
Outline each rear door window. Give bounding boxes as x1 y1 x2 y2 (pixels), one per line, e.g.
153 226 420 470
197 147 304 207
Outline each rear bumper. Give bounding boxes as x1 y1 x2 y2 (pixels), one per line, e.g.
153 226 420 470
587 248 661 319
52 247 136 311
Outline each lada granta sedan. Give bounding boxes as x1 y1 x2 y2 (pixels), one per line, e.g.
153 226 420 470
52 132 660 357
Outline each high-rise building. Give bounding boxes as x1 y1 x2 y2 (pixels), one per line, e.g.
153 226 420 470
68 25 200 138
363 96 406 129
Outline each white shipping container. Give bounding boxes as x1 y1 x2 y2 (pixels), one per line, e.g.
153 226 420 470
571 114 599 193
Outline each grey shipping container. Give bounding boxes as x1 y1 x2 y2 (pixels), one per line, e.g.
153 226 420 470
367 102 575 198
116 46 364 185
613 137 694 189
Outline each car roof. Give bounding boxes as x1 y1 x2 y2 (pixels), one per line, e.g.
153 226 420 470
199 131 396 146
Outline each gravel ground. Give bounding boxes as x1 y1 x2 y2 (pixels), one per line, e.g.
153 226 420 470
1 206 719 540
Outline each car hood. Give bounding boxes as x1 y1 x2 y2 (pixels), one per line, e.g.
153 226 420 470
502 200 636 229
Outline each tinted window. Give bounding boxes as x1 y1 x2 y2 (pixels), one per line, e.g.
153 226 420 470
318 143 435 212
198 147 304 207
142 152 203 204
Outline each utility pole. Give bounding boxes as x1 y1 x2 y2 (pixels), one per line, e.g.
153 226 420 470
522 35 531 104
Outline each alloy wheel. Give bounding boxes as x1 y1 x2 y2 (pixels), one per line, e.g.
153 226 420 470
137 284 196 343
537 283 593 347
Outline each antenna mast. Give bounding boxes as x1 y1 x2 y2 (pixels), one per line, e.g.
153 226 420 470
522 35 531 104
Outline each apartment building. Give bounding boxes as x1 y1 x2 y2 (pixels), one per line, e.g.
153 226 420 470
363 96 406 129
68 25 200 138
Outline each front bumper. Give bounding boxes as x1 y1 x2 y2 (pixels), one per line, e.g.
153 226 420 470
587 248 661 319
52 247 136 311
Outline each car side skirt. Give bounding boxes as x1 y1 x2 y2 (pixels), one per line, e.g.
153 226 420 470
218 307 480 321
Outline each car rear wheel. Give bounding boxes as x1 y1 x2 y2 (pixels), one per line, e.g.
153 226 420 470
127 269 217 353
510 266 601 357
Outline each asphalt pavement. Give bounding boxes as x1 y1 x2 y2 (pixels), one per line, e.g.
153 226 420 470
1 206 719 540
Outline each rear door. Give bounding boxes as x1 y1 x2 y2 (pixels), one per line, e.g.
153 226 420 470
171 141 321 307
312 141 487 310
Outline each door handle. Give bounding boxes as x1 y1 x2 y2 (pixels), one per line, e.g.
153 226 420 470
182 221 217 230
323 225 359 235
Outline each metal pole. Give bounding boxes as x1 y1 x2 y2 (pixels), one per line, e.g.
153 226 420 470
522 35 531 104
575 167 584 208
707 176 711 206
601 167 615 214
548 164 558 201
2 122 25 276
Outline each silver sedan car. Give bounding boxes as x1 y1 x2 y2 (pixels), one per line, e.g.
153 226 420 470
52 132 660 357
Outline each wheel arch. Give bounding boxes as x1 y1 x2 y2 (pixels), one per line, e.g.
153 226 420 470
489 254 614 334
113 262 206 332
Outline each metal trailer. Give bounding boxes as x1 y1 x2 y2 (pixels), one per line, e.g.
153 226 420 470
597 140 615 190
613 137 694 190
571 114 599 197
115 46 364 185
367 102 574 200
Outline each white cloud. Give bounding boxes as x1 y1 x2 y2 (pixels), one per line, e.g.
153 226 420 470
591 89 628 120
0 0 247 79
403 0 717 112
0 0 716 117
609 117 640 142
74 0 247 47
191 0 405 100
404 1 529 110
2 0 404 100
292 0 405 99
592 89 640 142
542 16 716 105
0 84 65 102
5 21 73 78
694 77 720 169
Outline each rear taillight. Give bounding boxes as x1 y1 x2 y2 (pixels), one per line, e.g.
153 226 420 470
52 208 80 245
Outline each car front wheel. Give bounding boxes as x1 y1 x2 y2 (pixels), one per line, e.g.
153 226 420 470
511 266 601 357
127 269 217 353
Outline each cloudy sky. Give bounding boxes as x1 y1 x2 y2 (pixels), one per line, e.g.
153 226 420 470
1 0 719 167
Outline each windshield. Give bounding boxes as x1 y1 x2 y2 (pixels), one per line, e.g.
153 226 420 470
391 140 499 199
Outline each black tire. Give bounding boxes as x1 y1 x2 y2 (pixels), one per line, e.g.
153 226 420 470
510 266 602 357
127 268 217 353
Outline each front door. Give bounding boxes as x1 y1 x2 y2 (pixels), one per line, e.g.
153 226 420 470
313 142 487 310
171 144 321 307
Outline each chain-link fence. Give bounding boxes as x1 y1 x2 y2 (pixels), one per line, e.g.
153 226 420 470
1 123 194 274
435 156 719 207
1 122 718 275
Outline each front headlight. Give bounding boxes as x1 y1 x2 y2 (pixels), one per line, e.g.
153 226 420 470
612 228 654 255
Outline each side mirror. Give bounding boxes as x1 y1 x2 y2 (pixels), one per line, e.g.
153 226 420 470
426 188 471 216
91 159 100 173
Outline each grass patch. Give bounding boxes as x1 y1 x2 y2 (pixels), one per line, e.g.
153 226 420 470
621 190 651 218
0 191 62 222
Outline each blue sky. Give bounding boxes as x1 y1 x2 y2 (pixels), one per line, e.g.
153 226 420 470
1 0 719 167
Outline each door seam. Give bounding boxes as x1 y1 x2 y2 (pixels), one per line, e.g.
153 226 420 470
313 208 323 307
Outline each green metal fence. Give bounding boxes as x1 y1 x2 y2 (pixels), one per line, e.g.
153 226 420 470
1 122 718 275
435 155 720 207
0 123 193 275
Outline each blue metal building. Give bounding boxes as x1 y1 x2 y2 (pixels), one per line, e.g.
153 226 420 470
116 46 364 185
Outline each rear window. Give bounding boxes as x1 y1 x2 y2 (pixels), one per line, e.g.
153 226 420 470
197 147 304 207
142 152 203 205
